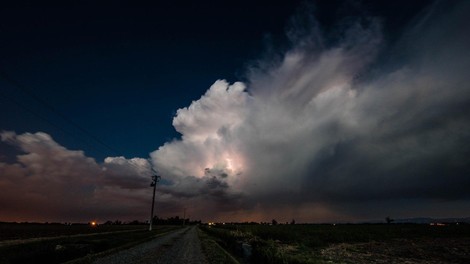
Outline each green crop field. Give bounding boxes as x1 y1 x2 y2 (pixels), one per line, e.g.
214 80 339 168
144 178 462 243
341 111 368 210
200 223 470 263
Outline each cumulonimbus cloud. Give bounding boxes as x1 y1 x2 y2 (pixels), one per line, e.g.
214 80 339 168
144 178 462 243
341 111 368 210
150 0 470 221
0 131 155 222
0 130 244 222
2 1 470 223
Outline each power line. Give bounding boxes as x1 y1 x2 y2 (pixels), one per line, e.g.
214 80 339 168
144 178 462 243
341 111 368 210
0 69 156 176
0 69 122 156
0 89 114 158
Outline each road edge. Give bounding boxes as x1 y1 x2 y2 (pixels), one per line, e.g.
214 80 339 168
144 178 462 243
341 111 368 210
197 227 240 264
64 227 185 264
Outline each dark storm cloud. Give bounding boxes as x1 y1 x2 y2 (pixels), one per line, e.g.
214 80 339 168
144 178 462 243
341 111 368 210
2 1 469 223
300 0 470 203
0 131 165 222
150 0 470 221
0 130 244 222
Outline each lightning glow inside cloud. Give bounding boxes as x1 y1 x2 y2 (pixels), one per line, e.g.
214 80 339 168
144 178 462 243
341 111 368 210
1 1 470 223
150 1 470 221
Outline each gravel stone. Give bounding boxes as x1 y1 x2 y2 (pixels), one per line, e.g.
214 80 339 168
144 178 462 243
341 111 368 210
93 226 208 264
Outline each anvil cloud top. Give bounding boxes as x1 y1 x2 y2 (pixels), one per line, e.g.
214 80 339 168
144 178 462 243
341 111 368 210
1 0 469 223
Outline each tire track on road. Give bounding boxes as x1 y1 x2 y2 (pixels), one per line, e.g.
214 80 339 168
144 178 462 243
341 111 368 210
92 226 208 264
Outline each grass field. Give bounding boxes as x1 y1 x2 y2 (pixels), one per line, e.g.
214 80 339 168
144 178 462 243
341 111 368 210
0 223 182 264
201 223 470 263
2 223 469 263
0 222 147 241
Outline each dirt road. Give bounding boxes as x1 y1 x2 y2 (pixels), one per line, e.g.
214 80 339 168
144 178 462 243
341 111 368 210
92 226 208 264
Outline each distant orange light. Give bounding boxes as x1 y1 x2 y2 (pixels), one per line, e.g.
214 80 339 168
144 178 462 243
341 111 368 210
90 221 97 227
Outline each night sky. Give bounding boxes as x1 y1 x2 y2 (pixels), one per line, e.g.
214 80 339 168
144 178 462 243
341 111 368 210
1 0 469 223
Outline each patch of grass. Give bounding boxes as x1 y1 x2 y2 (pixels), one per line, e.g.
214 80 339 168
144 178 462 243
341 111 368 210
219 224 470 248
198 227 240 264
201 224 470 264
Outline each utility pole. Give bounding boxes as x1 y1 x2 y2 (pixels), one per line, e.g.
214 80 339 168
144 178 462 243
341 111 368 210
183 207 186 226
149 175 161 231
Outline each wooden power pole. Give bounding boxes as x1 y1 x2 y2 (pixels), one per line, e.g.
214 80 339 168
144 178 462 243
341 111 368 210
149 175 161 231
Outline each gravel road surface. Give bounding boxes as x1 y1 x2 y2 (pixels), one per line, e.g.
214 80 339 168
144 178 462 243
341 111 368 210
92 226 208 264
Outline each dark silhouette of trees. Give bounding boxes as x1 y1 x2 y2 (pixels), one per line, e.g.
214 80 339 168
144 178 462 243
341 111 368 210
152 216 200 225
103 216 201 226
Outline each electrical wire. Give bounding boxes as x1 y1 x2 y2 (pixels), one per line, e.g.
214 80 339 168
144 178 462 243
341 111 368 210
0 69 158 177
0 89 114 158
0 69 122 156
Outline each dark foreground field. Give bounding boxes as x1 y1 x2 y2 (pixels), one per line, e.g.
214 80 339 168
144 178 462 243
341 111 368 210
201 223 470 263
0 223 181 264
0 223 147 242
1 223 469 263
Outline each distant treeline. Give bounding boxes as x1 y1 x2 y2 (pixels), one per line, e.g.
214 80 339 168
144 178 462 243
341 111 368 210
102 216 201 225
0 215 202 226
0 221 94 225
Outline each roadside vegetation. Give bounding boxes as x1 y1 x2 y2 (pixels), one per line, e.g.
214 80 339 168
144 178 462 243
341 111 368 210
200 223 470 263
197 227 240 264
